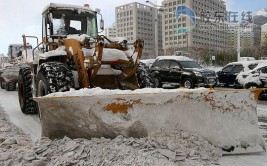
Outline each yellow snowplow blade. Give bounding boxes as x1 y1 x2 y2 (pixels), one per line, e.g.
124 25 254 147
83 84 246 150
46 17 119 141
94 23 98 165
34 88 266 154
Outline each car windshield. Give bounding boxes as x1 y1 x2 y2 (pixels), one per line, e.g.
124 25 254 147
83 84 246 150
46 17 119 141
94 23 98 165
179 61 202 69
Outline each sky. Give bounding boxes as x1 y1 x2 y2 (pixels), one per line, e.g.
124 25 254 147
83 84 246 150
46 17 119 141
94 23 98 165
0 0 266 55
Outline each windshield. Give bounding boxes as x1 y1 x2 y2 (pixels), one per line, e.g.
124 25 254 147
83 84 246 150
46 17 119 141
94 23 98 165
179 61 202 69
50 9 97 36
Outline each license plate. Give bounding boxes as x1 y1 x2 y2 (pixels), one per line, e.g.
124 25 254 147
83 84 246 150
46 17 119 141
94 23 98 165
208 78 216 84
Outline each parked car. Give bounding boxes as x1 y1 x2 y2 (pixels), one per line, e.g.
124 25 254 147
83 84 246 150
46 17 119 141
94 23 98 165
216 61 259 87
235 63 267 100
239 57 256 62
140 59 156 68
149 56 217 89
236 63 267 88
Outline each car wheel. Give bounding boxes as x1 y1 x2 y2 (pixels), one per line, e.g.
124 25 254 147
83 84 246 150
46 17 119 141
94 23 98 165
153 77 162 88
183 77 194 89
244 83 259 89
0 79 5 89
258 90 267 101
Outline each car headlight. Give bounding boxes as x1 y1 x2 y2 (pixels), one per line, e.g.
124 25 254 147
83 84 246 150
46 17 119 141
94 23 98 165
242 75 248 78
194 71 202 77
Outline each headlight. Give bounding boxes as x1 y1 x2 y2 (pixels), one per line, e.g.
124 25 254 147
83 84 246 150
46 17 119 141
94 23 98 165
194 71 202 77
242 75 248 78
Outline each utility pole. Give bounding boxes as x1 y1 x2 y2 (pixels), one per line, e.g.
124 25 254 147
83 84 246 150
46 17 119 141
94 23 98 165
146 1 158 58
237 27 241 61
186 32 189 52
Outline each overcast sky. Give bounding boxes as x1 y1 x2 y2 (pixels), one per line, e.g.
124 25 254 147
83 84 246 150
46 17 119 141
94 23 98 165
0 0 266 55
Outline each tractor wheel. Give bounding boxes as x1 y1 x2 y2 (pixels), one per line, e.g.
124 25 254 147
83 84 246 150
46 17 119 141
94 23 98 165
36 62 74 97
183 77 194 89
5 81 16 91
18 68 38 114
0 79 5 89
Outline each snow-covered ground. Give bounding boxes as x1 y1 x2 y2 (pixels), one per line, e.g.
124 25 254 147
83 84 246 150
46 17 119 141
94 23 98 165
0 89 267 165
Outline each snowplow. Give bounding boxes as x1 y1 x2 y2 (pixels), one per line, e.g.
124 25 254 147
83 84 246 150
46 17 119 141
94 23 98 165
18 3 265 155
18 3 143 114
0 44 31 91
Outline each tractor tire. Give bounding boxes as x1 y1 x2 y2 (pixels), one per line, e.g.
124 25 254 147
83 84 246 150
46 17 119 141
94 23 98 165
5 81 16 91
0 79 5 89
183 77 195 89
18 67 38 114
36 62 74 96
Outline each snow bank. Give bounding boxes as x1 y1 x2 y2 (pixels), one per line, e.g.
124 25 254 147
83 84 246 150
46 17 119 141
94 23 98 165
46 87 206 97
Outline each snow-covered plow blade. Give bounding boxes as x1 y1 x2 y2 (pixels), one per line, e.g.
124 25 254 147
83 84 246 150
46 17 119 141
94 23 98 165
35 88 266 154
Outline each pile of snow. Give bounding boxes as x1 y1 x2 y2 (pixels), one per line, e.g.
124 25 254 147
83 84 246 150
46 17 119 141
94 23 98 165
0 105 221 166
67 34 93 43
39 46 67 59
46 87 206 97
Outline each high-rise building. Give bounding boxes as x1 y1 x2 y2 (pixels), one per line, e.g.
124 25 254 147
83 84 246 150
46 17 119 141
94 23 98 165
104 22 117 38
253 9 267 47
261 23 267 45
161 0 228 55
228 27 254 52
241 28 254 50
115 2 163 59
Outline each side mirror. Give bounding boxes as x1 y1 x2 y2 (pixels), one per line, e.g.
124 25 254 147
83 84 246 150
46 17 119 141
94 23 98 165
172 66 180 70
95 8 101 14
100 19 104 31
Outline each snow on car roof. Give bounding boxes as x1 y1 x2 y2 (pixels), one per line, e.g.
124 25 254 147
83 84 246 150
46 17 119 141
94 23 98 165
249 60 267 71
156 55 193 61
226 60 258 66
226 60 267 68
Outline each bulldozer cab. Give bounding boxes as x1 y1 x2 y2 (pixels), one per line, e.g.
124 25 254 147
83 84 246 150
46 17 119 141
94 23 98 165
42 3 98 50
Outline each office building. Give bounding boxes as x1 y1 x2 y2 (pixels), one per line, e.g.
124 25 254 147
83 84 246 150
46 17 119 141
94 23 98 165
261 23 267 45
104 22 117 38
161 0 228 55
115 2 163 59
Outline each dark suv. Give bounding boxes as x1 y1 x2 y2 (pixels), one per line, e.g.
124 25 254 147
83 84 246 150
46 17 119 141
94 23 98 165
149 56 217 89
